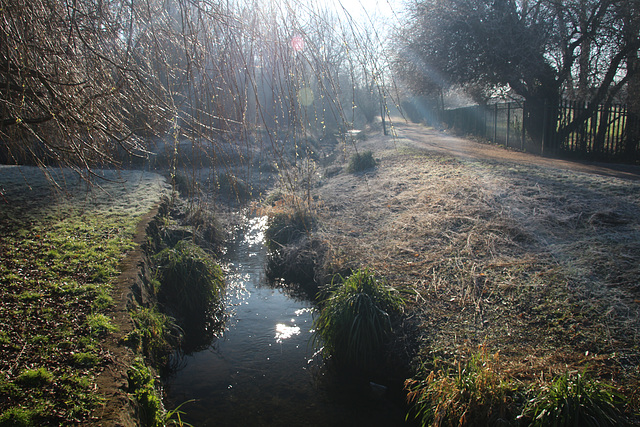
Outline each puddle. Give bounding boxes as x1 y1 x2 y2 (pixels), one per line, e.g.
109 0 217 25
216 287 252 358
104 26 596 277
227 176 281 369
164 216 406 426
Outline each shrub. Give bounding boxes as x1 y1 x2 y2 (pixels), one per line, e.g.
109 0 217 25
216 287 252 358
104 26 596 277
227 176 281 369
347 150 376 173
312 268 403 368
523 372 626 427
405 347 516 427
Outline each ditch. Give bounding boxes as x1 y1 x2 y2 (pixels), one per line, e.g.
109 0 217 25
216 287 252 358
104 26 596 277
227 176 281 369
163 215 407 426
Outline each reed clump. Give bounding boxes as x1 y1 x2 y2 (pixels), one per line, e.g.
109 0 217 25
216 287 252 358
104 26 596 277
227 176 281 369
153 240 224 321
313 268 404 368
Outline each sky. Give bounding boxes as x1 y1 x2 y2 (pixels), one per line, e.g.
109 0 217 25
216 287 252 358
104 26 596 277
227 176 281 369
323 0 402 25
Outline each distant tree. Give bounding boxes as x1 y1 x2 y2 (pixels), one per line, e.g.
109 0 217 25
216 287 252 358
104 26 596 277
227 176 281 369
394 0 640 147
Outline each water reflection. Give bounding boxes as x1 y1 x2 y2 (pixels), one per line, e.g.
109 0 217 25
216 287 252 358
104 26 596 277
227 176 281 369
274 323 301 343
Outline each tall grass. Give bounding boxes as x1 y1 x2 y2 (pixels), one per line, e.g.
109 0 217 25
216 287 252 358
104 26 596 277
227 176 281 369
523 372 626 427
153 240 224 319
405 347 515 427
313 268 403 368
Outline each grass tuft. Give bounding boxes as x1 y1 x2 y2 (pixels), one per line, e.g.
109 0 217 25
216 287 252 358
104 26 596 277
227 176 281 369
312 268 403 367
265 210 316 251
346 150 376 173
153 240 224 321
405 347 516 426
523 372 626 427
16 368 53 388
86 313 119 336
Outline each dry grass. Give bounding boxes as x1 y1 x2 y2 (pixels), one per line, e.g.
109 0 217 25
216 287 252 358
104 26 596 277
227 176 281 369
300 127 640 417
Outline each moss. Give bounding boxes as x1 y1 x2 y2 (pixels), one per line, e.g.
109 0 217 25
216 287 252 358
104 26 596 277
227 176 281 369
0 406 41 427
127 358 162 427
16 368 53 388
71 352 100 368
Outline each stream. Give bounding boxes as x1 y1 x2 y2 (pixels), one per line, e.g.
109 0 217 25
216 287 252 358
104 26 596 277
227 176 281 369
164 216 406 426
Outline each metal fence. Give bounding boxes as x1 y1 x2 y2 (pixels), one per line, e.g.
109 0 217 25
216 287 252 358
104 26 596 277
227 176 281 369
439 101 640 163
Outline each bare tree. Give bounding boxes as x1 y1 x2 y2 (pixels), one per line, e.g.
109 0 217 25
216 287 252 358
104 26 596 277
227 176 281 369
1 0 394 183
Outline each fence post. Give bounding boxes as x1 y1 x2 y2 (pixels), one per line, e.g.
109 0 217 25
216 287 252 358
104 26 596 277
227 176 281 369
493 103 498 143
506 102 511 148
541 100 548 156
521 102 526 151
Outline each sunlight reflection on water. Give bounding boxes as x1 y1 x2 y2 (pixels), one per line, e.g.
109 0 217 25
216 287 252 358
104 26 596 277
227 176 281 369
274 323 301 343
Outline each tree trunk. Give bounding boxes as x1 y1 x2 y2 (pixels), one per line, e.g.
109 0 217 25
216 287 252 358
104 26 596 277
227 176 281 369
625 5 640 160
523 91 559 155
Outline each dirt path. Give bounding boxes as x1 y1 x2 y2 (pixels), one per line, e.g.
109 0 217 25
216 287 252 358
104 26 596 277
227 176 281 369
388 120 640 181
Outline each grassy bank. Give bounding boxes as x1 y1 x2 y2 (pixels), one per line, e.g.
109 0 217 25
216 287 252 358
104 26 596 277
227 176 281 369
0 166 169 425
261 122 640 424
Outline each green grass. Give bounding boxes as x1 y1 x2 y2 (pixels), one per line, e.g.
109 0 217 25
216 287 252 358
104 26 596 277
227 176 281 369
0 406 41 427
523 372 626 427
127 306 178 366
312 268 403 368
86 313 119 336
16 368 53 387
71 352 101 368
127 357 163 427
0 206 142 424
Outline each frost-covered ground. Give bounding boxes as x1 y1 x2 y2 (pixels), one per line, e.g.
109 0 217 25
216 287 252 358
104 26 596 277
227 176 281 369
0 165 169 221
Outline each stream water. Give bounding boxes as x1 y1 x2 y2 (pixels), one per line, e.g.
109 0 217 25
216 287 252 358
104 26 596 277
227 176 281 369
164 216 406 426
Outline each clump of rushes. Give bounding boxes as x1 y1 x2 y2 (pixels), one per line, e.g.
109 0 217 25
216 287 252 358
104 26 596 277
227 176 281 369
313 268 403 368
347 150 376 173
265 210 316 251
153 240 224 322
216 173 251 201
405 347 515 426
523 372 626 427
